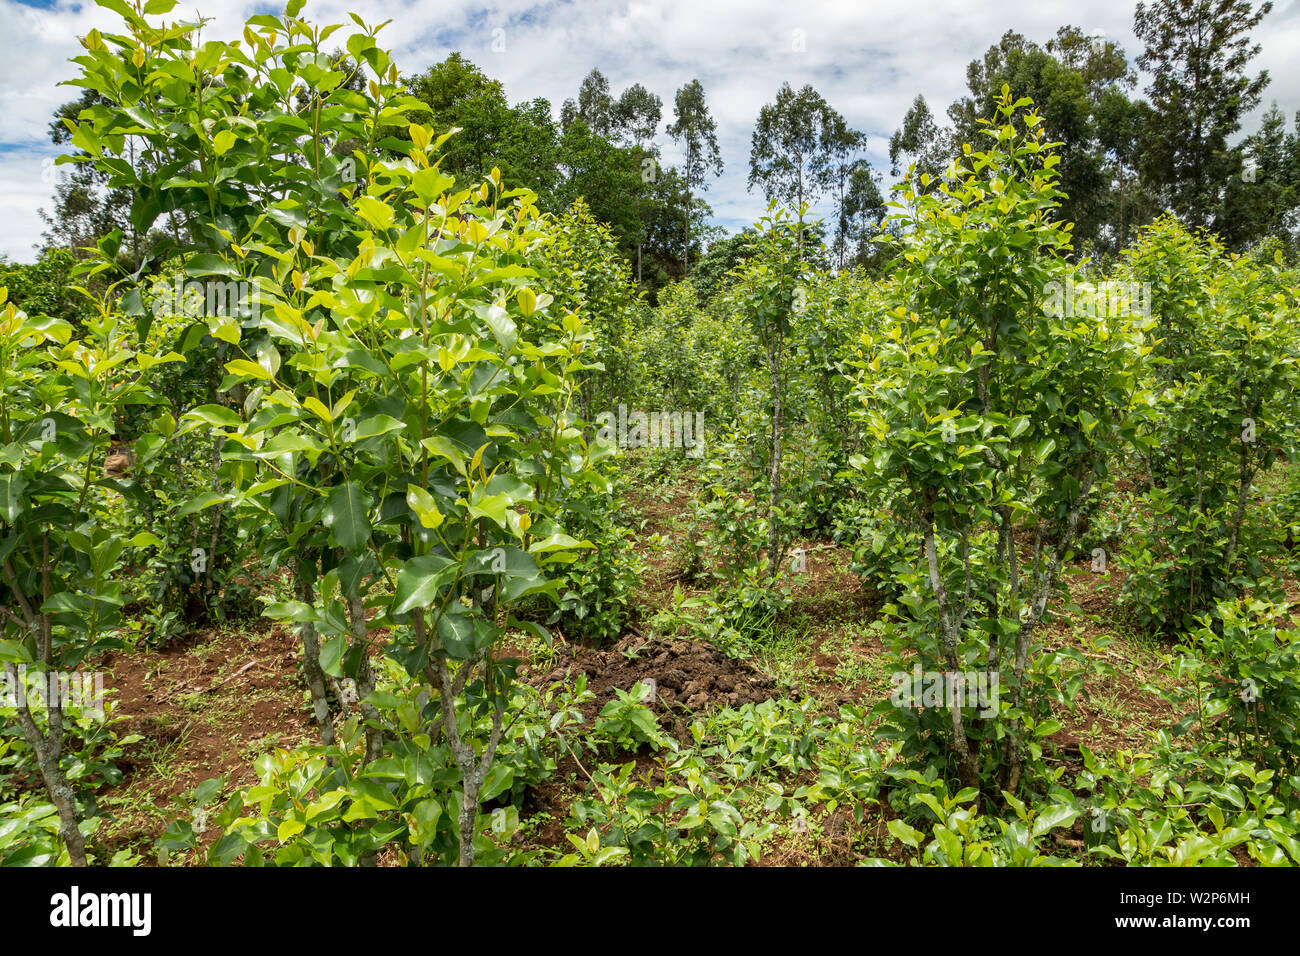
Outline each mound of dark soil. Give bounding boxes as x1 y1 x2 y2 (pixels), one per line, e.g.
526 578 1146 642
522 633 785 733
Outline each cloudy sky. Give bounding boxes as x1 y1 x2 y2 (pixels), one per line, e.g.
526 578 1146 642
2 0 1297 261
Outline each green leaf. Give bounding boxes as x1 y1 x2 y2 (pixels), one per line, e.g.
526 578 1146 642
411 798 442 833
888 818 924 849
303 396 332 422
480 762 514 801
176 490 229 518
393 554 456 614
421 436 466 476
467 492 510 527
354 196 395 230
410 168 456 204
305 790 346 822
263 601 321 623
475 302 517 351
353 415 405 441
343 779 399 820
277 818 306 840
1031 804 1079 838
225 359 271 381
436 606 497 659
405 485 444 529
527 533 590 553
323 482 372 553
1033 718 1063 738
319 634 345 677
0 473 29 521
212 129 237 156
183 254 239 278
186 404 242 429
193 777 223 806
932 825 963 862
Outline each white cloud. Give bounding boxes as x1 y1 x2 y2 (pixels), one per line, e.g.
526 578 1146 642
1 0 1297 260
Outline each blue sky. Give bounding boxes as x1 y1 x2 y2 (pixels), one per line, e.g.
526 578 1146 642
2 0 1298 261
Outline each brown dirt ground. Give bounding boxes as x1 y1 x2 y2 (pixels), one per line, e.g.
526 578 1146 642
90 619 313 858
17 464 1280 865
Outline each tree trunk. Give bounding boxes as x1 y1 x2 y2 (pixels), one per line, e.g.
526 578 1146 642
1224 438 1254 572
1000 471 1095 794
432 652 507 867
921 519 979 790
293 572 334 747
767 339 783 571
6 663 87 866
344 593 383 868
797 167 804 259
684 184 691 275
344 593 384 766
1118 160 1127 250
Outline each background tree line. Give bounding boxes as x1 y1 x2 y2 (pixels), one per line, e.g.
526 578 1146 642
891 1 1297 259
9 0 1298 312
